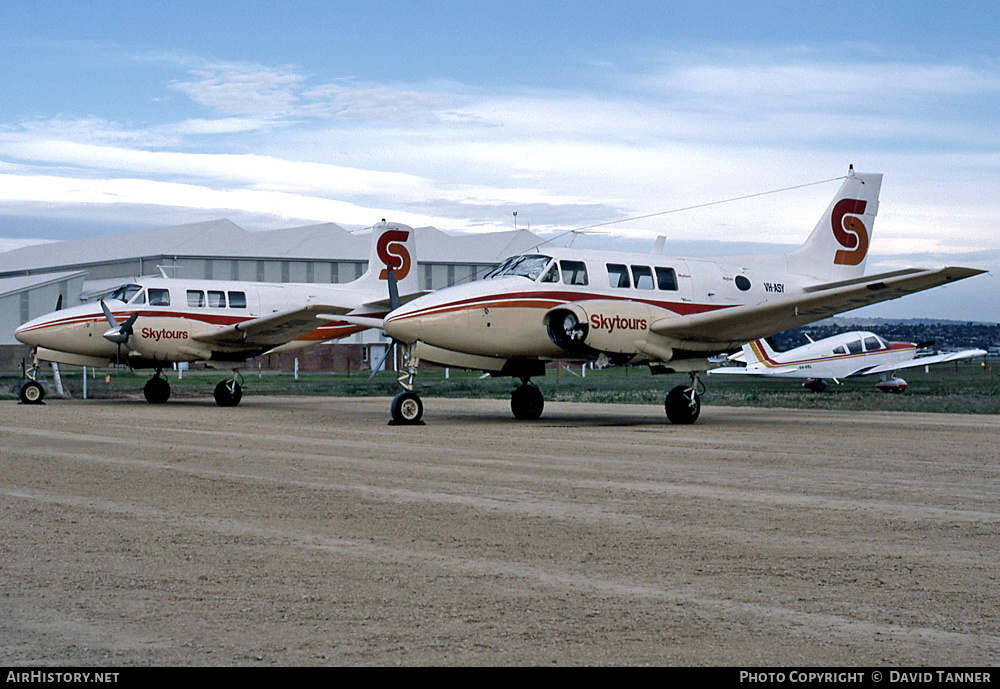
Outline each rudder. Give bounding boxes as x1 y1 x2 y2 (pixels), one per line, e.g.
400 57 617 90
785 169 882 282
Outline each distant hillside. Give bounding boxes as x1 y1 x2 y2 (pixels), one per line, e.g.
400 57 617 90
770 318 1000 353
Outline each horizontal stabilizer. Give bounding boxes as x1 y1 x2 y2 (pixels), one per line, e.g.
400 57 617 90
191 303 352 346
321 314 386 329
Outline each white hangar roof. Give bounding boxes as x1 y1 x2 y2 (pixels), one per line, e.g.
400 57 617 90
0 219 551 276
0 270 89 297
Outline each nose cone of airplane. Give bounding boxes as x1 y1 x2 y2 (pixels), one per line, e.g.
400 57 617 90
14 315 49 347
383 304 422 344
14 302 107 351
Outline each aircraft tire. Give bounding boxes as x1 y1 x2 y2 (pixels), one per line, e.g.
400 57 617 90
511 383 544 420
143 376 171 404
214 380 243 407
664 385 700 425
803 378 828 393
390 391 424 425
19 381 45 405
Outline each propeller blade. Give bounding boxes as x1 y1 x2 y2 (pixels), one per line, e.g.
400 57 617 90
100 300 119 328
121 312 138 335
367 264 403 380
386 266 400 311
100 301 136 347
369 340 397 380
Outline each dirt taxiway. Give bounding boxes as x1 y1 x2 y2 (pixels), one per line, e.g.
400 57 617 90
2 395 999 666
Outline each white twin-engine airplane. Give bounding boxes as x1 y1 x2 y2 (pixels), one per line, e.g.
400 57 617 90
14 220 420 406
370 169 984 425
709 331 986 393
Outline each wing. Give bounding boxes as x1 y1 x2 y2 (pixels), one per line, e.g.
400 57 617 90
708 365 801 376
650 267 985 350
863 348 987 375
190 304 353 347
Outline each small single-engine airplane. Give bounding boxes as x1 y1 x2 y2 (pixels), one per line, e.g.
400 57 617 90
348 169 984 425
15 220 420 406
708 330 987 392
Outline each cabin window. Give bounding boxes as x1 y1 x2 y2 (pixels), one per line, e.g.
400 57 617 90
560 260 588 286
484 257 518 279
187 290 206 308
833 345 847 355
540 263 560 283
507 255 552 281
607 264 630 288
148 288 170 306
735 275 751 291
864 336 884 351
656 267 678 291
847 340 863 354
106 284 143 303
208 290 226 308
228 291 247 309
129 290 146 305
631 265 655 290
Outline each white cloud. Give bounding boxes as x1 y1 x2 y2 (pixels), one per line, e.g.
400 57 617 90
168 64 308 116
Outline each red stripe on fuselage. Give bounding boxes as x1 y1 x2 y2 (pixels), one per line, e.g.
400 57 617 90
386 290 732 324
17 309 366 343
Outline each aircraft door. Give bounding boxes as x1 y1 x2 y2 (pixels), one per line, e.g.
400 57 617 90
670 259 695 305
689 259 745 305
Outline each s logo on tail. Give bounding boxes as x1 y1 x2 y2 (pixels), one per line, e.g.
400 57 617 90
377 230 412 281
831 199 869 266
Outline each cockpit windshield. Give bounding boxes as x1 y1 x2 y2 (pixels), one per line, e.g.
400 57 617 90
104 284 143 303
484 254 553 281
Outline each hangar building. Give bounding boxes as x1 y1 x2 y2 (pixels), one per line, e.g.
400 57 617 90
0 218 548 370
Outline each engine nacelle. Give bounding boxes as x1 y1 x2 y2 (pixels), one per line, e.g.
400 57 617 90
545 300 661 359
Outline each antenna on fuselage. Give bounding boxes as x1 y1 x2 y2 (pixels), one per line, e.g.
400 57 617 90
565 230 606 248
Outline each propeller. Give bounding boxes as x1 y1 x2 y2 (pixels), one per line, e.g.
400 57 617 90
369 267 402 379
101 300 138 365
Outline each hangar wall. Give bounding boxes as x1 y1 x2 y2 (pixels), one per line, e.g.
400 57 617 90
0 219 548 367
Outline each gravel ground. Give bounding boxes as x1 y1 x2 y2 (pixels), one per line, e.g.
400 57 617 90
2 395 999 666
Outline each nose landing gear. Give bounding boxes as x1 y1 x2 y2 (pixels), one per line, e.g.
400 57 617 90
18 357 46 404
389 345 425 425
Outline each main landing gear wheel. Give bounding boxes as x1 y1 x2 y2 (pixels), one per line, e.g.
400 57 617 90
213 379 243 407
664 384 700 425
511 383 544 421
390 390 424 425
803 378 828 393
143 375 171 404
19 380 45 405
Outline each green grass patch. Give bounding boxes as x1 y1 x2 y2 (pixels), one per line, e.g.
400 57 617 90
5 360 999 414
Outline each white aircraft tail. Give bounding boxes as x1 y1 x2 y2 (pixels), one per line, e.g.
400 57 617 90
785 169 882 282
352 220 420 296
741 339 778 367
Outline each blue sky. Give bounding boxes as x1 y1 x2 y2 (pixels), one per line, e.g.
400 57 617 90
1 1 997 321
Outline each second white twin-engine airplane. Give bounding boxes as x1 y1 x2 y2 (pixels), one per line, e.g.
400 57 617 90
363 169 984 425
14 221 420 406
708 331 986 393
